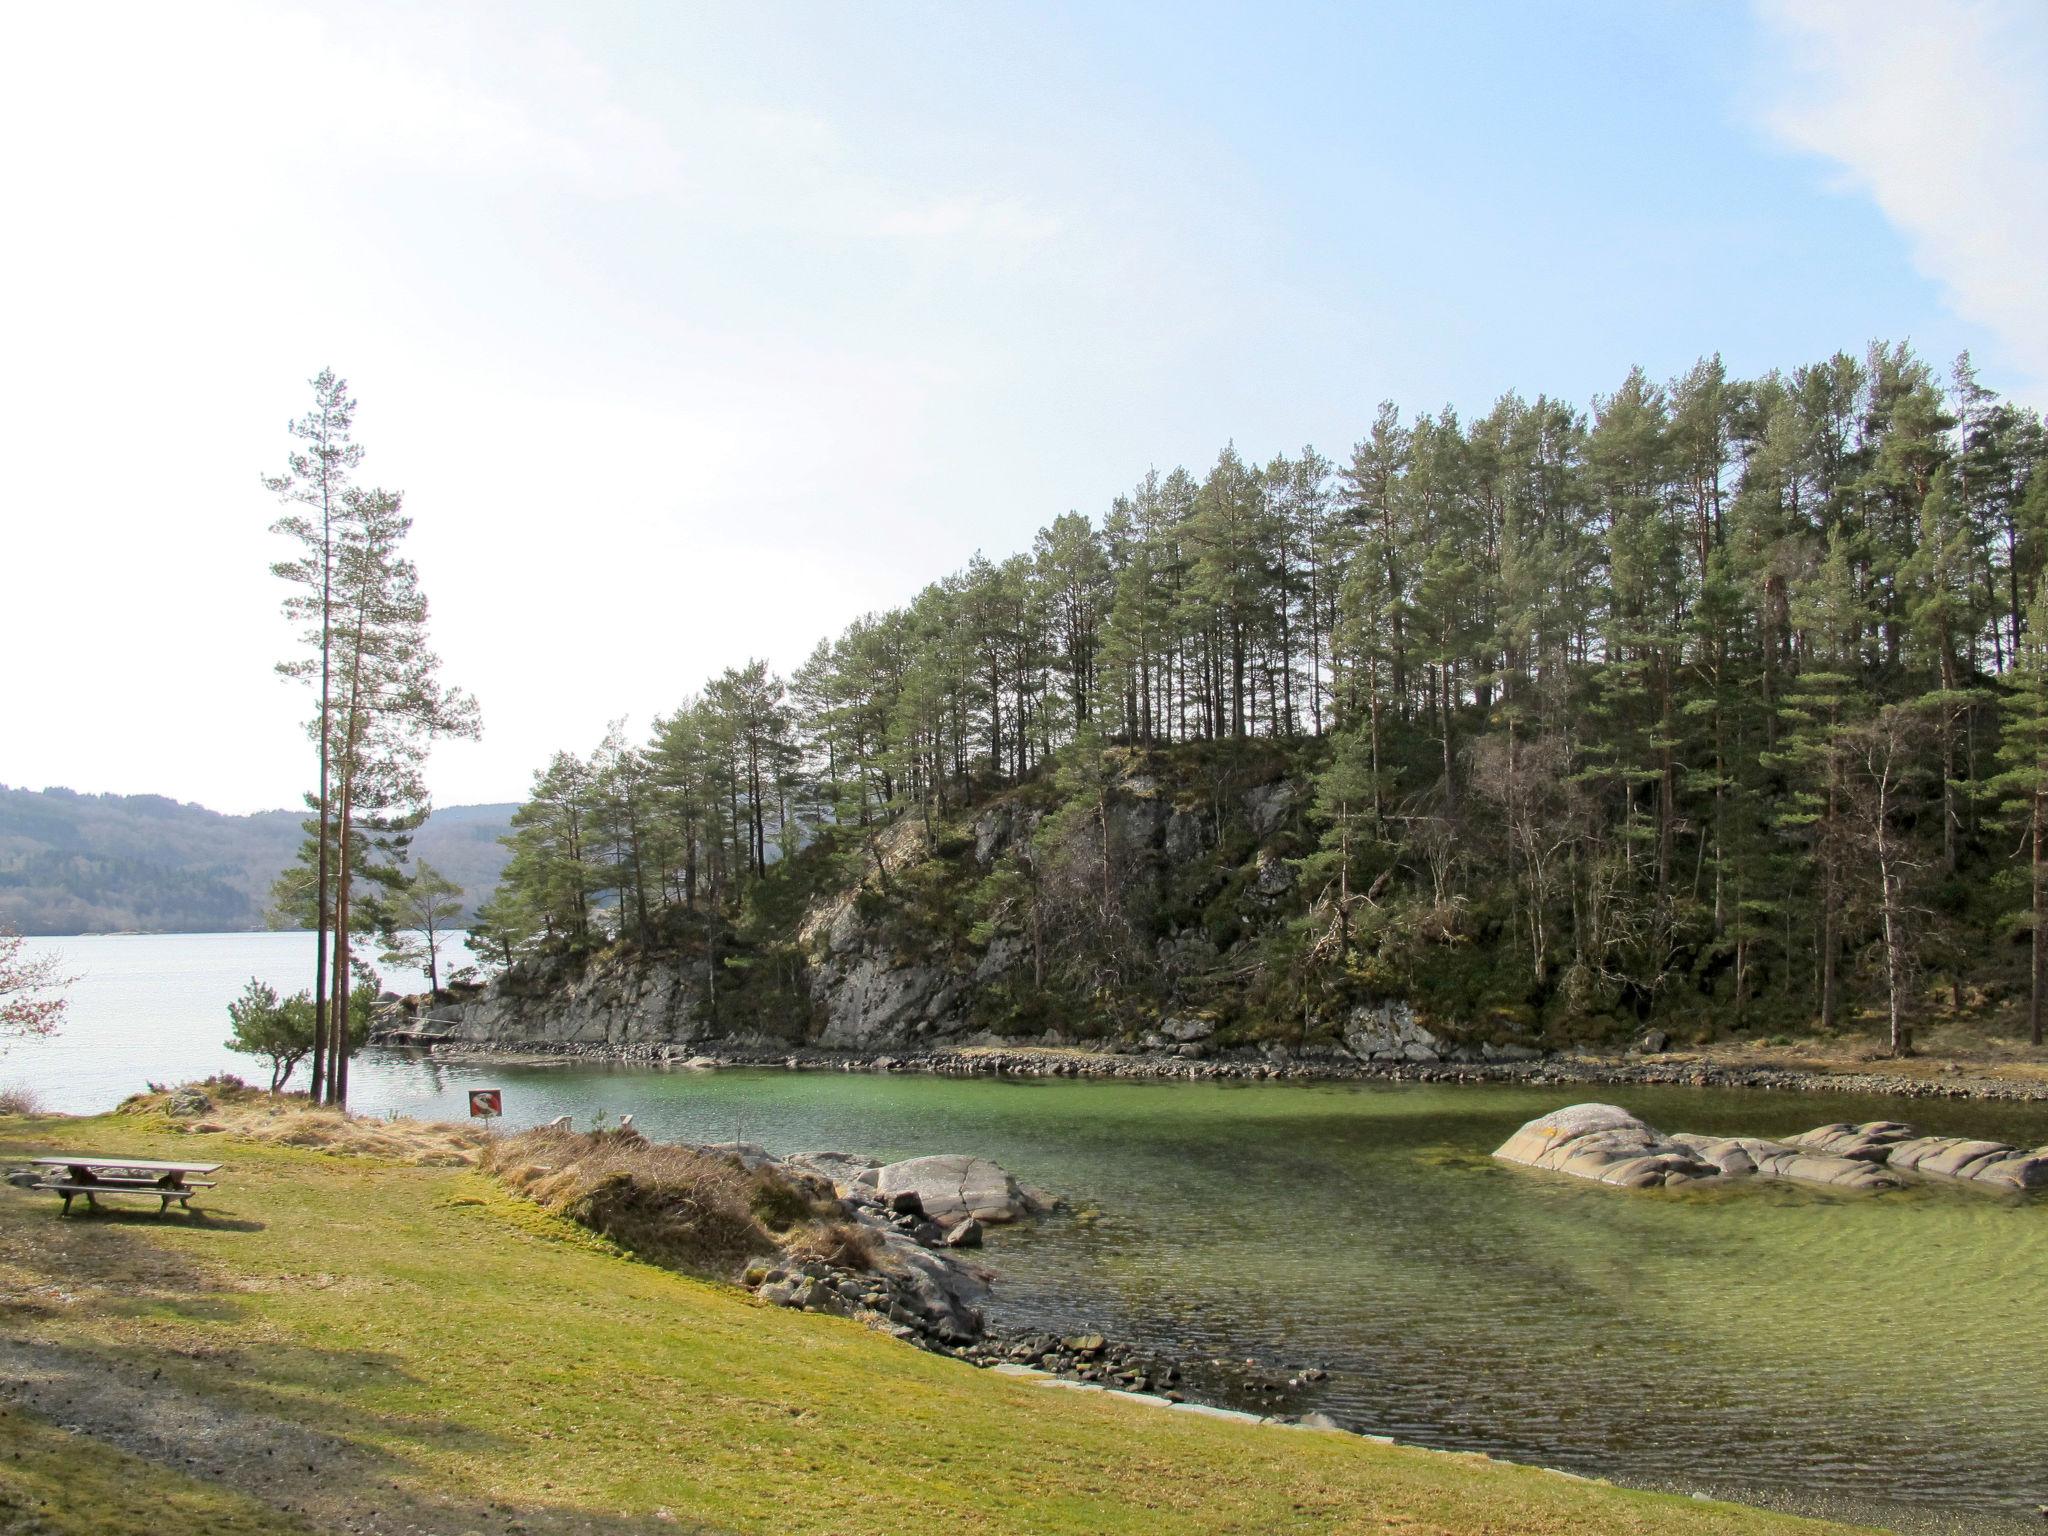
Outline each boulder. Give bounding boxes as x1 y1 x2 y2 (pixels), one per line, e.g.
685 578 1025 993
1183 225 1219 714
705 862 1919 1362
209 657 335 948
782 1150 881 1191
875 1154 1029 1224
1784 1122 1919 1163
1343 1003 1443 1063
1883 1135 2048 1190
973 806 1014 867
1251 852 1297 901
1243 781 1298 839
1158 1016 1217 1044
1668 1134 1902 1191
1493 1103 1721 1188
1789 1122 2048 1189
1163 810 1204 863
164 1087 213 1118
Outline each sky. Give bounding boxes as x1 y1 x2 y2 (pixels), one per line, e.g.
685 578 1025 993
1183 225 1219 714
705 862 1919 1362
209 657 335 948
2 0 2044 814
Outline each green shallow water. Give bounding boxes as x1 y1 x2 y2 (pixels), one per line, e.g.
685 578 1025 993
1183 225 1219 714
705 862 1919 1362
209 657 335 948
355 1057 2048 1534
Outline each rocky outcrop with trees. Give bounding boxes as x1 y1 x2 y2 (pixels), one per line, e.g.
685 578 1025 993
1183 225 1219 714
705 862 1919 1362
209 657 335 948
441 343 2048 1059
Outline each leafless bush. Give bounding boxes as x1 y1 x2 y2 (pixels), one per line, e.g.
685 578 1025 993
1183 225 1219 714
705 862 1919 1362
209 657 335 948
781 1218 880 1272
0 1084 45 1116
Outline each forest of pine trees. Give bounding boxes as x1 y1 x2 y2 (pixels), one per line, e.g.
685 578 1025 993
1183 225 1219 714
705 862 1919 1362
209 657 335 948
482 343 2048 1049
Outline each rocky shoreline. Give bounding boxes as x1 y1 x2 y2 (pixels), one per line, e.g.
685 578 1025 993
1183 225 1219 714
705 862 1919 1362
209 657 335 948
740 1147 1327 1420
375 1032 2048 1103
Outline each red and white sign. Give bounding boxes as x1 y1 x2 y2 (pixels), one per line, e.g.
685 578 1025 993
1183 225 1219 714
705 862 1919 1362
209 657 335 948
468 1089 503 1118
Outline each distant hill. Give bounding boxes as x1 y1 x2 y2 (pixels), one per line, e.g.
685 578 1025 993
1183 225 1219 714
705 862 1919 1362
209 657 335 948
0 784 515 935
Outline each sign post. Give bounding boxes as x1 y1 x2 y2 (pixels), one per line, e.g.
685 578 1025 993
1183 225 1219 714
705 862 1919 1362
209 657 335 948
468 1088 503 1119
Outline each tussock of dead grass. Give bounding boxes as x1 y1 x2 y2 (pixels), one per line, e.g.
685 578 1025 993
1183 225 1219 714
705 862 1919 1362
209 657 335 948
118 1082 489 1167
481 1126 851 1279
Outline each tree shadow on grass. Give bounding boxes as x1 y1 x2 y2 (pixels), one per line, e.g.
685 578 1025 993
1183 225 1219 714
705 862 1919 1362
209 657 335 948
0 1197 737 1535
50 1205 267 1233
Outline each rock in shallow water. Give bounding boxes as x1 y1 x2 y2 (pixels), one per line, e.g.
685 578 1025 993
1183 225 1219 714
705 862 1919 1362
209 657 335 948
1667 1133 1902 1191
1492 1103 1718 1188
875 1153 1029 1223
1502 1106 2047 1194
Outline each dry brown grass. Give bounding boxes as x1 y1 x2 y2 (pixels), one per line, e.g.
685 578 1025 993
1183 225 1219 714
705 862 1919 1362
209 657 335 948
116 1082 490 1166
781 1218 880 1270
481 1126 849 1278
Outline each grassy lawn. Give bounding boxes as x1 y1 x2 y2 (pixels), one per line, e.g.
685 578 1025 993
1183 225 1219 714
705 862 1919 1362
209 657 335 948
0 1109 1879 1536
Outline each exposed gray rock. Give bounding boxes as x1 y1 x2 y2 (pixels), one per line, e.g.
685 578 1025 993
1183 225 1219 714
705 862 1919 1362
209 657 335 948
164 1088 213 1118
1667 1133 1902 1190
973 935 1025 984
1156 930 1218 976
1789 1121 2048 1188
1882 1134 2048 1189
1493 1103 1721 1188
973 806 1015 867
1157 1016 1217 1044
1110 795 1168 850
783 1150 881 1190
1243 781 1299 839
875 1153 1029 1223
1163 810 1204 863
1251 852 1297 901
377 947 746 1052
1342 1003 1442 1063
809 946 962 1048
1784 1121 1919 1162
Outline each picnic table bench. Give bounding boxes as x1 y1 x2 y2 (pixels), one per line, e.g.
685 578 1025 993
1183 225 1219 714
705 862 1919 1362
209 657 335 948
18 1155 222 1216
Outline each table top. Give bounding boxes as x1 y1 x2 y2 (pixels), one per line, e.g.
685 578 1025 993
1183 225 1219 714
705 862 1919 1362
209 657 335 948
29 1155 222 1174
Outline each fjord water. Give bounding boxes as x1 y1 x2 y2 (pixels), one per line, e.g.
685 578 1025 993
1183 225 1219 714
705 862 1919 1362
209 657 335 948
12 936 2048 1533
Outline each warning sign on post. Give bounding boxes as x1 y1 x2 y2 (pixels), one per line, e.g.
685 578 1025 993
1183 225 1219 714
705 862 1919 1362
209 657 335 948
468 1089 503 1118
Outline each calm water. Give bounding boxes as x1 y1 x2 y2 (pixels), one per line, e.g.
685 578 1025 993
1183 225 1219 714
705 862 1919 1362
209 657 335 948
10 935 2048 1533
7 931 438 1110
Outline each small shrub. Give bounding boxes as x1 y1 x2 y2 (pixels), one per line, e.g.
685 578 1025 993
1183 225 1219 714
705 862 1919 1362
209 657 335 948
0 1085 44 1116
747 1168 823 1232
783 1219 879 1272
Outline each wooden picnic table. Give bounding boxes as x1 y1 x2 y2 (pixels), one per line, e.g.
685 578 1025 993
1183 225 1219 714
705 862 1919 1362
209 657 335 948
24 1154 222 1216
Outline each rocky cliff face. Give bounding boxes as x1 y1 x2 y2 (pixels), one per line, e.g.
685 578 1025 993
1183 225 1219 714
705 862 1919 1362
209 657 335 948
381 763 1503 1060
380 947 765 1054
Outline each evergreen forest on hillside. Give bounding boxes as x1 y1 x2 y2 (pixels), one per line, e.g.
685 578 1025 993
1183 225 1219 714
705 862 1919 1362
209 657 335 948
481 344 2048 1050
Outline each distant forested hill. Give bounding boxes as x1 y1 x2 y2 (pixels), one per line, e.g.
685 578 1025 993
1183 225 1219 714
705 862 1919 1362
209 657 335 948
0 784 514 935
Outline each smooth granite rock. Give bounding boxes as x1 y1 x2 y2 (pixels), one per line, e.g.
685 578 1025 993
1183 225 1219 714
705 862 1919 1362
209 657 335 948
1493 1103 1720 1188
1883 1135 2048 1190
874 1153 1029 1223
1668 1133 1902 1190
1790 1121 2048 1189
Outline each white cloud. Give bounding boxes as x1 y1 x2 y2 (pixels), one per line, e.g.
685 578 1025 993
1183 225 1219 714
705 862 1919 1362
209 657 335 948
1755 0 2048 394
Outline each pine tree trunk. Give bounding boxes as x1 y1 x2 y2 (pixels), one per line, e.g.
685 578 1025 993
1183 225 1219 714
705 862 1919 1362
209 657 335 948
2034 797 2045 1048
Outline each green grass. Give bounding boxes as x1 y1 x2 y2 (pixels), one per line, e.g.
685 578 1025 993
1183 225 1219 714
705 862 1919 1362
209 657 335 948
0 1111 1880 1535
